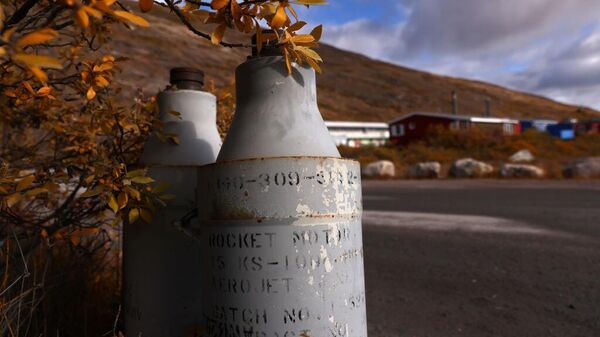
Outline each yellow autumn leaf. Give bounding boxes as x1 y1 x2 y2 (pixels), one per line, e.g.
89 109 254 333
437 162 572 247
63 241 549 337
255 24 263 54
80 187 103 197
139 0 153 13
169 135 180 145
95 76 109 87
291 0 328 4
125 186 142 201
5 193 21 208
310 24 323 41
26 187 48 197
112 10 149 27
211 23 227 45
230 0 241 20
128 208 140 224
168 110 182 119
83 6 103 19
29 66 48 83
283 48 293 75
117 191 128 209
16 175 35 191
288 21 307 32
36 86 52 96
270 5 288 29
131 176 154 184
93 62 113 72
86 86 96 100
125 169 147 178
75 8 89 28
1 27 17 42
22 80 35 94
108 194 119 213
305 55 322 73
12 53 62 69
140 209 153 223
95 0 117 12
211 0 229 10
290 34 315 43
296 45 322 62
16 28 59 48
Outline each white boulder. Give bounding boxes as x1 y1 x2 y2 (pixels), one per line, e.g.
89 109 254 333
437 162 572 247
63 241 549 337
500 164 545 178
509 149 535 163
449 158 494 178
563 157 600 178
364 160 395 178
407 162 441 179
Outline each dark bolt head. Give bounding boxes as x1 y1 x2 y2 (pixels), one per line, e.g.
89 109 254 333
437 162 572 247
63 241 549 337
169 67 205 91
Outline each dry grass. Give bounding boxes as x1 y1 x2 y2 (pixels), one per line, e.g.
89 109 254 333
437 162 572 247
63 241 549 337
1 226 121 337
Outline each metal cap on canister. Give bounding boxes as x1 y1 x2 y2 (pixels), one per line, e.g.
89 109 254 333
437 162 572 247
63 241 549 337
169 67 204 90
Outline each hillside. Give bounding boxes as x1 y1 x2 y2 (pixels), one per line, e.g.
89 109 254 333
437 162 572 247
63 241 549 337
109 5 599 122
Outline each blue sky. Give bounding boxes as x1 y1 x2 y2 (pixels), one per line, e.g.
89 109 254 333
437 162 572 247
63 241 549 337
297 0 600 110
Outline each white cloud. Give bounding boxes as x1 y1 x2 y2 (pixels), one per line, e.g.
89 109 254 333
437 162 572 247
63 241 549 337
323 19 405 62
321 0 600 110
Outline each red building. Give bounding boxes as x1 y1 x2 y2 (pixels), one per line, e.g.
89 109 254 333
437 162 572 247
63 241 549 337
576 118 600 135
389 112 521 145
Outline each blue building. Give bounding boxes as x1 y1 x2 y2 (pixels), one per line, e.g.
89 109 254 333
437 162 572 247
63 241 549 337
547 123 576 140
520 119 557 132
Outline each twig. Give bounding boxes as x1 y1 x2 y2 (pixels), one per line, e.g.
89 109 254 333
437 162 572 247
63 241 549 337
112 304 121 337
165 0 253 48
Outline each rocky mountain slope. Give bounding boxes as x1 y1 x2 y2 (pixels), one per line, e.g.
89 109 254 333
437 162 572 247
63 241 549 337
110 5 599 122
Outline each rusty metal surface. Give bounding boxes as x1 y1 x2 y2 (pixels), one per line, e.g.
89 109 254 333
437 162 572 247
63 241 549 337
195 157 368 337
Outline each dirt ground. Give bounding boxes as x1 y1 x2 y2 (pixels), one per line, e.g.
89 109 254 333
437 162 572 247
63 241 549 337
361 180 600 337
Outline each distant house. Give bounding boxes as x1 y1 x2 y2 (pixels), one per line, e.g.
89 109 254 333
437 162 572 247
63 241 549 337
576 118 600 135
325 121 390 147
389 112 521 144
520 119 558 132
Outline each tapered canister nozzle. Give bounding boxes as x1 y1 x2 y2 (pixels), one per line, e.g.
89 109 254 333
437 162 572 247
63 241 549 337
170 67 205 91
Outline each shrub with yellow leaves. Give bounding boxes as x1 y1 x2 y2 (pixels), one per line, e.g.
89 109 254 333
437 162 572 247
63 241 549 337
1 1 160 335
1 0 326 335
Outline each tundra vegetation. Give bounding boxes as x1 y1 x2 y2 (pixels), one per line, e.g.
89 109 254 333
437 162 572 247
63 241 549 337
0 0 324 335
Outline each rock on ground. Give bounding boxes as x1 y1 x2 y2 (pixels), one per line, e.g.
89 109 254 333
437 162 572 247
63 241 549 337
449 158 494 178
407 162 441 179
509 149 535 163
562 157 600 178
364 160 395 178
500 164 545 178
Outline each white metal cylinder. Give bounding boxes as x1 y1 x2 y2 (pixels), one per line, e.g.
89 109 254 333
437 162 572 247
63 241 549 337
196 57 368 337
123 88 222 337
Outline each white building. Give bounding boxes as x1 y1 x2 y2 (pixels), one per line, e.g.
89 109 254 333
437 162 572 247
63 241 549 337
325 121 390 147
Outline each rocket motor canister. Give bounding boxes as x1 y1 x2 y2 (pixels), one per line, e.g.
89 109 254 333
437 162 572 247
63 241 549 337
123 68 222 337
